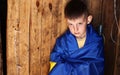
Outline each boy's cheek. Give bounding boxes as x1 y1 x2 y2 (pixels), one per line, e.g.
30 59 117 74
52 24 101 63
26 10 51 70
68 26 73 31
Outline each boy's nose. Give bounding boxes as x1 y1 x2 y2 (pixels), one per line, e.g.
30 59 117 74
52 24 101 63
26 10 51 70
74 25 79 32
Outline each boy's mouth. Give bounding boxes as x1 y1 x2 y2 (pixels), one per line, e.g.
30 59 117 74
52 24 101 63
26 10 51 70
74 32 86 38
74 32 80 34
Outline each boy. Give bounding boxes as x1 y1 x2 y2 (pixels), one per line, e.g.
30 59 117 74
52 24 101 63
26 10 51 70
49 0 104 75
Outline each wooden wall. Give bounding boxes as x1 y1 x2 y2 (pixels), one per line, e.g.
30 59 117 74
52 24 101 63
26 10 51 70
102 0 115 75
7 0 67 75
6 0 120 75
114 0 120 74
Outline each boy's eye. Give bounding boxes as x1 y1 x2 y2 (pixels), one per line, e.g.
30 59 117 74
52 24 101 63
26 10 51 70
78 23 82 25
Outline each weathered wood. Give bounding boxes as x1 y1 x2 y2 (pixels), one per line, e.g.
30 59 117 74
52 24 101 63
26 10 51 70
7 0 30 75
102 0 116 75
89 0 103 27
29 0 42 75
40 0 53 74
7 0 20 74
114 0 120 74
6 0 120 75
117 15 120 75
50 0 63 51
18 0 30 75
114 19 120 75
61 0 68 35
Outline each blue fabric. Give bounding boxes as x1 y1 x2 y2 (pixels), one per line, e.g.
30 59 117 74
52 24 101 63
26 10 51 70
49 24 104 75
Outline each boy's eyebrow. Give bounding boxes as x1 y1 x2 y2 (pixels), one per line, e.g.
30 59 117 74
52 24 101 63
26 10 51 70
78 22 82 24
67 22 74 25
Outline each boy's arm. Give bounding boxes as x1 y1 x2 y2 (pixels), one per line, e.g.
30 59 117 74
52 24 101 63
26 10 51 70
49 38 65 71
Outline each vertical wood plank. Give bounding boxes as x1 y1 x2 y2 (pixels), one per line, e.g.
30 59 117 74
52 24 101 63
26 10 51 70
7 0 30 75
29 0 42 74
114 19 120 75
7 0 19 74
117 14 120 75
18 0 30 75
88 0 102 27
114 1 120 74
61 0 68 35
102 0 115 75
41 0 52 75
50 0 63 51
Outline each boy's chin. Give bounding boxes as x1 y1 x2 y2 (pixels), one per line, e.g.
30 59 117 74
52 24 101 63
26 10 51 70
74 35 85 39
76 36 81 39
74 35 81 38
72 33 81 38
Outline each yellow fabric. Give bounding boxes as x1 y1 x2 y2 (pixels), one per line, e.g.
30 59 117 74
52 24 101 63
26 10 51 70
76 37 86 48
50 61 56 71
49 37 86 71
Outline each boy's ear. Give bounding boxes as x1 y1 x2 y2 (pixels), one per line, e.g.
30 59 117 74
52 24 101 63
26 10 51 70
87 15 93 24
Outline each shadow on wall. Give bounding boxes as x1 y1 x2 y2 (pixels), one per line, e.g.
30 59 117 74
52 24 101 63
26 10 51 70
0 0 7 75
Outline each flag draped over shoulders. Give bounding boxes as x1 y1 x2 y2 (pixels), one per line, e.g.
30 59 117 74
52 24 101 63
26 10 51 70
49 24 104 75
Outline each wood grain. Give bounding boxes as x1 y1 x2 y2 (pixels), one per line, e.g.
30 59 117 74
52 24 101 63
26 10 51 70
7 0 19 74
18 0 30 74
29 0 42 74
7 0 30 75
40 0 53 74
6 0 120 75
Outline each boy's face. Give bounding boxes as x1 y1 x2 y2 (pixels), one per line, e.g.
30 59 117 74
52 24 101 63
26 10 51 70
67 15 92 38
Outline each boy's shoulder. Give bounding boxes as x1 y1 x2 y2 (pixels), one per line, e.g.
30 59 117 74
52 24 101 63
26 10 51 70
87 24 103 42
57 30 70 41
54 30 71 48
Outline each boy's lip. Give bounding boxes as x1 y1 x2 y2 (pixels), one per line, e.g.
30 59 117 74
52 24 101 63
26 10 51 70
74 32 80 34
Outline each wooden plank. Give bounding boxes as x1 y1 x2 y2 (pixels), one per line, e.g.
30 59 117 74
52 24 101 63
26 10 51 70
88 0 102 27
7 0 19 74
29 0 42 75
117 13 120 75
114 18 120 75
50 0 63 51
61 0 67 35
114 1 120 74
102 0 115 75
40 0 52 75
18 0 30 75
7 0 30 75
